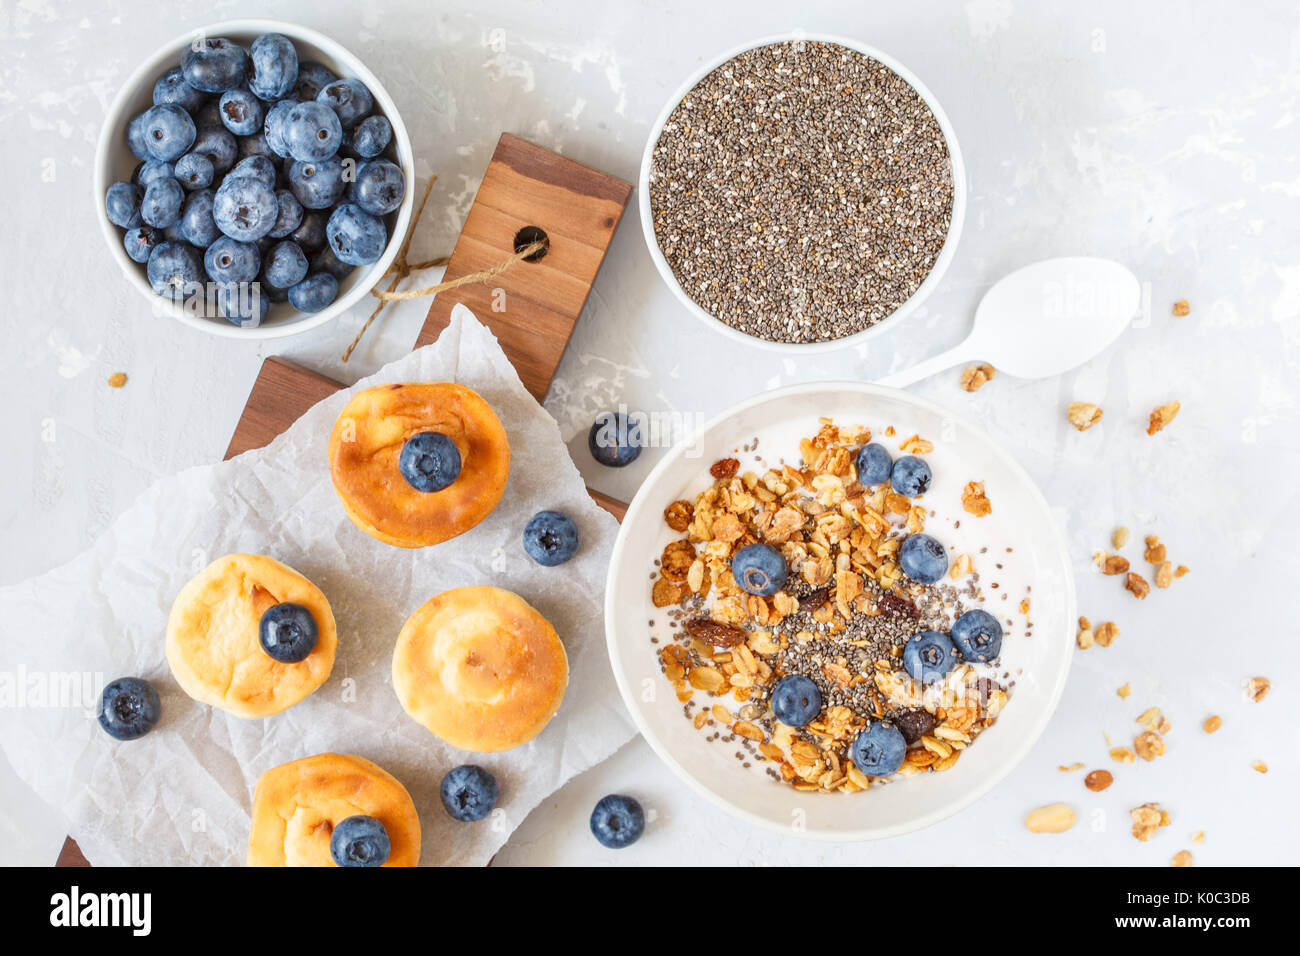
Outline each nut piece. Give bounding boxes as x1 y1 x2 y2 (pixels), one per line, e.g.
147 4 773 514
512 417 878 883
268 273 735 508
1085 769 1114 792
1117 682 1131 699
1101 554 1130 576
1067 402 1104 431
1112 526 1130 549
1134 730 1165 761
961 481 992 517
1154 561 1173 589
1245 676 1270 703
1130 802 1170 842
1095 621 1119 647
960 363 995 392
107 372 128 388
663 500 693 532
1146 401 1181 435
1203 715 1222 733
1025 803 1076 834
1125 572 1151 599
1173 300 1190 316
1171 850 1193 867
1252 760 1268 774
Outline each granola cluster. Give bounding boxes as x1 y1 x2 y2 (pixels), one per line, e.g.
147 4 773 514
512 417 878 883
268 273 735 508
650 419 1009 794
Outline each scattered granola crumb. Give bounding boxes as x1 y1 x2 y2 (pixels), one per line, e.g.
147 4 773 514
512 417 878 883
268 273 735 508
1154 561 1173 588
1095 621 1119 647
1067 402 1103 431
1025 803 1076 834
1110 747 1136 764
1058 762 1085 773
1130 802 1171 841
961 480 992 517
1172 300 1190 317
1171 849 1193 867
1085 769 1114 792
1112 526 1130 549
1251 760 1268 774
1100 554 1130 576
1117 683 1131 699
1143 535 1167 563
1125 572 1150 599
1134 730 1165 761
1245 677 1270 703
1136 707 1162 730
107 372 128 388
1076 617 1094 649
1146 401 1181 435
960 363 995 392
1175 564 1190 578
663 500 693 532
949 553 973 579
1192 830 1205 844
1202 715 1222 734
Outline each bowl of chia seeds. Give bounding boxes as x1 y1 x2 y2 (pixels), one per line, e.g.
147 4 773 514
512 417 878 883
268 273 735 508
641 34 966 351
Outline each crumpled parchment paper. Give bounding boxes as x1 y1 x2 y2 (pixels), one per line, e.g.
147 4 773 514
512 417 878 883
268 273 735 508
0 304 635 866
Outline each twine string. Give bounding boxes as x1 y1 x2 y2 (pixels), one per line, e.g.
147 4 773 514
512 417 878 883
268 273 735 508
340 174 548 363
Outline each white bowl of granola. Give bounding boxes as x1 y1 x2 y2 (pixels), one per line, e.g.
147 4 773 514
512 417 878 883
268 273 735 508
605 382 1074 840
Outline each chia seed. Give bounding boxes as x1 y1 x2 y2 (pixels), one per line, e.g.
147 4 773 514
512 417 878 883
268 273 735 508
649 40 954 344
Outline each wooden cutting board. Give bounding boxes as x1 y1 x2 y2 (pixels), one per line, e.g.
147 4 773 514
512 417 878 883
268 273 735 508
56 133 631 867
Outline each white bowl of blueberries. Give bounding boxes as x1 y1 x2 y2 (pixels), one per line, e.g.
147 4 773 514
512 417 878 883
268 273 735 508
95 20 415 338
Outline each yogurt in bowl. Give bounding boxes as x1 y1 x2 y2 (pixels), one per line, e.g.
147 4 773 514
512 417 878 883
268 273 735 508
605 383 1073 840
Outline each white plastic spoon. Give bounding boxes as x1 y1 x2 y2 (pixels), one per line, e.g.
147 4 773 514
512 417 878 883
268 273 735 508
877 257 1142 389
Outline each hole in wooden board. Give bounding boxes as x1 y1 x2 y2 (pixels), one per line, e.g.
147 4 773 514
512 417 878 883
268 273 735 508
513 226 549 262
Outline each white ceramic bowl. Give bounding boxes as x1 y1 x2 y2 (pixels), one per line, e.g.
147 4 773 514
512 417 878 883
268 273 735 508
94 19 415 339
639 33 967 354
605 383 1074 840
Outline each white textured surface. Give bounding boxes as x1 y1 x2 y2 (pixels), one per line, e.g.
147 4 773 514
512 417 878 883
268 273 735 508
2 0 1298 865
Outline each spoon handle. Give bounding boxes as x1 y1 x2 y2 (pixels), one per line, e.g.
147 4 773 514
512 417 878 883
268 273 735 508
876 342 975 389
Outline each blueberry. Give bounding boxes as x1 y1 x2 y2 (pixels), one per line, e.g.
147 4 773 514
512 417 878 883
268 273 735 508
590 795 645 849
282 100 342 162
849 722 907 777
287 272 338 313
97 677 161 741
133 160 175 187
189 127 238 174
212 174 278 241
890 455 932 497
290 209 327 251
267 189 304 239
731 542 788 596
855 442 893 486
293 62 339 102
263 240 308 288
770 674 822 727
330 815 389 867
153 66 206 112
351 115 392 159
236 131 275 162
951 609 1003 662
587 411 643 467
123 225 162 263
218 88 263 136
351 158 405 217
898 532 948 584
141 104 196 162
310 241 354 280
325 203 386 265
258 602 318 662
289 157 348 209
173 152 213 191
179 188 220 247
228 154 278 188
903 630 959 682
216 281 269 328
181 37 248 94
192 99 224 131
523 510 579 566
140 177 184 228
894 709 936 745
105 182 142 228
399 431 460 492
204 235 260 283
318 78 373 127
126 110 152 160
261 280 290 305
247 33 298 101
440 765 499 822
262 98 299 157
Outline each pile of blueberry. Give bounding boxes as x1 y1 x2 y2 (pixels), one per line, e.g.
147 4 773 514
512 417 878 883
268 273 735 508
105 33 407 327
